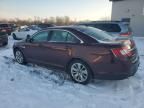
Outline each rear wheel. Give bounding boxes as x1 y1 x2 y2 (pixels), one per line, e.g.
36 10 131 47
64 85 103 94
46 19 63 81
68 60 92 84
14 49 26 64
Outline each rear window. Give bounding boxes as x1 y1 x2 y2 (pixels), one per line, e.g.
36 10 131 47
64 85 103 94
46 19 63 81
0 24 9 28
87 23 121 32
120 24 132 33
75 26 116 41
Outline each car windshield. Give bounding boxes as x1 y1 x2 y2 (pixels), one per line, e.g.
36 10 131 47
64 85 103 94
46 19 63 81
121 24 132 33
75 26 116 41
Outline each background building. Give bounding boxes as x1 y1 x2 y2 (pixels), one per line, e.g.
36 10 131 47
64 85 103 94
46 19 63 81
110 0 144 36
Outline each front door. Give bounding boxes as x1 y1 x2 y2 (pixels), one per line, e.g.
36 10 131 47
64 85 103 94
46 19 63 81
24 31 49 64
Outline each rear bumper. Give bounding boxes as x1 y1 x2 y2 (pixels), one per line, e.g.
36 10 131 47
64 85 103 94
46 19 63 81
92 57 140 80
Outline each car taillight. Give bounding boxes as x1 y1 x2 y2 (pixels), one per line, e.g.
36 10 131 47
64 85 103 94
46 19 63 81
112 40 133 57
112 47 132 57
120 32 131 37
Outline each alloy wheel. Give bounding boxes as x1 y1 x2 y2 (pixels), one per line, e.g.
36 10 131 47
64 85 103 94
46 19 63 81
71 63 88 83
15 50 24 64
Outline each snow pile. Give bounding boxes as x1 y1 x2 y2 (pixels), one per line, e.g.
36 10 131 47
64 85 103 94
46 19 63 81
0 37 144 108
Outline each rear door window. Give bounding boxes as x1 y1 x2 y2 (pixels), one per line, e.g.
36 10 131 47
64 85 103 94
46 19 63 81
49 30 67 42
49 30 80 43
66 32 80 43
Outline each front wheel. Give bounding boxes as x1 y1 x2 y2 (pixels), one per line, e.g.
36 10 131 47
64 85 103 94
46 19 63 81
68 60 92 84
14 49 26 64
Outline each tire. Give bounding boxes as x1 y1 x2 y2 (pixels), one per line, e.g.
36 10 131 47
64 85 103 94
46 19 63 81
67 60 92 85
14 49 27 64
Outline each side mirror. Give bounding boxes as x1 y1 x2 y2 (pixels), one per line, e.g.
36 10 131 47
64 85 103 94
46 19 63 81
26 35 32 42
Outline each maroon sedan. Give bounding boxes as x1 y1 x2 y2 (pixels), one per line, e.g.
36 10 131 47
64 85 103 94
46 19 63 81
13 26 139 84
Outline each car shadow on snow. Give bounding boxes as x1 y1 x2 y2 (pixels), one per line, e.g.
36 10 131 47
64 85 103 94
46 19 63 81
3 55 71 86
29 68 70 86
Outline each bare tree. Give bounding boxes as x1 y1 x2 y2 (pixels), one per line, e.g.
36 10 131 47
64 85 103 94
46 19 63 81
0 16 79 26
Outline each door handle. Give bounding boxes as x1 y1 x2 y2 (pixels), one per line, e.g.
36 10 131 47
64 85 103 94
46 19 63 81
67 46 72 56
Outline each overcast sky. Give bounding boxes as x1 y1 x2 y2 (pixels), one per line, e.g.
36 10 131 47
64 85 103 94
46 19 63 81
0 0 112 21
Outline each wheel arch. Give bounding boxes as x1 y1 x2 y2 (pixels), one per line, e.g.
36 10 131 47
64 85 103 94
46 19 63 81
13 47 27 64
65 57 94 78
13 47 20 53
13 47 24 57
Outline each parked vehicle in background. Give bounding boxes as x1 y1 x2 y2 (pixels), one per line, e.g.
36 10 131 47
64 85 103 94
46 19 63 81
20 25 28 29
37 23 55 30
29 25 41 31
0 23 13 35
12 27 38 40
0 29 8 46
77 21 132 37
13 26 139 84
9 24 18 32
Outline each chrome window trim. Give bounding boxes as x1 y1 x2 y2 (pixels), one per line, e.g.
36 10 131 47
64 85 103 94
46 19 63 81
31 29 84 44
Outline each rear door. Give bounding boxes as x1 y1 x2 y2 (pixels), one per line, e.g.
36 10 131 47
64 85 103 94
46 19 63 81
24 31 49 63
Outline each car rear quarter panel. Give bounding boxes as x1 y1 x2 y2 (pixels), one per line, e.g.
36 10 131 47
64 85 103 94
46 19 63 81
69 44 112 73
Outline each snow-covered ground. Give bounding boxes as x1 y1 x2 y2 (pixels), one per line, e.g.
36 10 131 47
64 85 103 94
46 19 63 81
0 37 144 108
